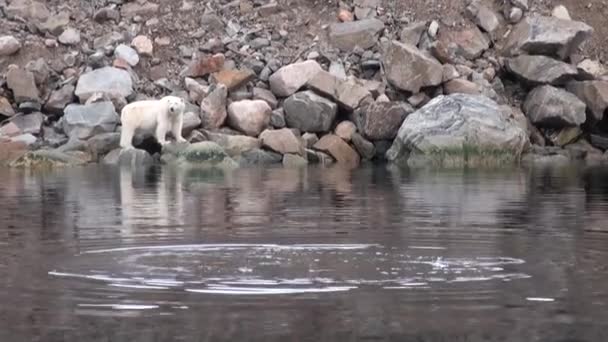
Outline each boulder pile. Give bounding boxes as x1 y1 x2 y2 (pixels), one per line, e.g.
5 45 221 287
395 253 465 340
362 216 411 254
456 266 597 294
1 0 608 168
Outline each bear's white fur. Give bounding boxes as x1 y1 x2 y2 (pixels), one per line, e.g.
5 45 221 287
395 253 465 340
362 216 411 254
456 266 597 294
119 95 187 149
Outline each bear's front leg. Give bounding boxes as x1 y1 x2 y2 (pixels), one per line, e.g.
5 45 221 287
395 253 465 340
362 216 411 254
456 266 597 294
156 120 169 145
172 114 187 143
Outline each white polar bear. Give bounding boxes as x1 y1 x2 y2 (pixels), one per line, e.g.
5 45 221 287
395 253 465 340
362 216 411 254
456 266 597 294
119 95 187 149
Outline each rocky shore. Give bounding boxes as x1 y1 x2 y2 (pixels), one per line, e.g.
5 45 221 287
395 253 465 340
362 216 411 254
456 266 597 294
1 0 608 169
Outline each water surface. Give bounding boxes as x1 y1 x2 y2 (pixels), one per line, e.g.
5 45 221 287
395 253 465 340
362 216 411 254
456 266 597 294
2 163 608 341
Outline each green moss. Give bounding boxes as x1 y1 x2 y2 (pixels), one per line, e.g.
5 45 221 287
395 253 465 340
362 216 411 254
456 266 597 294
408 143 524 169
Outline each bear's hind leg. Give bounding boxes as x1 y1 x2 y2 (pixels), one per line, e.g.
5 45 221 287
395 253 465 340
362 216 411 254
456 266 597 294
120 125 135 149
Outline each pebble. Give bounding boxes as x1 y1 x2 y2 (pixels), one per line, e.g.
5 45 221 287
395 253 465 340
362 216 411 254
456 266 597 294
132 35 154 56
428 20 439 38
0 35 21 56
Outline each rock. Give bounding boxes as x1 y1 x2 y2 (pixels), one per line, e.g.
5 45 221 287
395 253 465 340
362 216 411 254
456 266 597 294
283 154 308 167
5 0 50 21
283 91 338 133
58 28 80 45
386 94 529 167
1 113 44 136
121 1 159 18
505 55 579 85
407 93 429 107
75 67 133 103
86 132 120 160
335 121 357 142
93 7 120 23
442 64 460 82
258 3 280 16
399 21 427 47
465 0 500 34
103 148 154 167
577 59 607 79
302 133 319 148
328 18 384 51
542 127 582 147
0 97 15 117
93 32 123 50
383 40 443 93
182 110 202 136
509 8 523 24
503 15 593 60
523 85 586 128
270 108 286 128
353 101 413 140
252 87 278 109
129 35 153 57
201 131 261 157
269 60 323 97
443 79 481 95
62 101 120 140
227 100 271 136
25 58 50 86
9 133 36 146
439 26 490 60
329 61 347 79
351 133 375 160
354 0 378 19
0 141 27 165
6 66 40 104
338 9 354 22
181 53 225 78
566 81 608 121
37 11 70 35
200 84 228 129
211 69 255 91
313 134 360 168
511 0 528 10
9 150 90 168
428 20 439 38
42 127 68 148
306 71 372 112
238 148 282 165
161 141 237 169
114 44 139 66
0 36 21 56
44 84 75 114
260 128 304 155
552 5 571 20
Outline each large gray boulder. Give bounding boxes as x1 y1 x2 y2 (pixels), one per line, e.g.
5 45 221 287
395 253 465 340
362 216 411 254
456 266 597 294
62 101 120 140
200 130 261 157
502 15 593 60
566 81 608 122
103 148 154 167
328 18 385 51
383 40 443 93
352 101 413 141
523 85 586 128
306 71 372 112
161 141 237 169
269 60 323 97
505 55 579 85
75 67 134 103
387 94 529 167
227 100 271 136
283 91 338 133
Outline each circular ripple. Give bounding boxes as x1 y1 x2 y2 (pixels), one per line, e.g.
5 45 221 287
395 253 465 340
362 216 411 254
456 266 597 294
49 244 530 295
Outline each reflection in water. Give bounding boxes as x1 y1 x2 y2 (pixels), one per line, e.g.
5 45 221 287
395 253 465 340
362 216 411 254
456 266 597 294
2 164 608 341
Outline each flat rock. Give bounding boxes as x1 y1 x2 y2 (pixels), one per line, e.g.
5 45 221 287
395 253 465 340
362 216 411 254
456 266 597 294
200 84 228 129
466 0 500 34
503 15 593 60
328 18 384 51
505 55 579 85
182 110 202 136
2 112 44 136
121 1 159 18
44 84 75 114
103 148 154 167
131 35 154 57
353 101 413 140
62 101 120 140
161 141 237 169
387 94 529 167
238 148 283 165
439 26 490 60
283 90 338 133
313 134 360 168
181 53 225 77
211 69 255 91
383 40 443 93
7 66 40 104
523 85 586 128
566 81 608 121
260 128 304 155
400 21 427 46
0 36 21 56
201 130 261 157
443 79 481 95
86 132 120 160
5 0 50 21
37 11 70 35
269 60 323 97
306 71 372 112
227 100 271 136
270 108 286 128
75 67 133 103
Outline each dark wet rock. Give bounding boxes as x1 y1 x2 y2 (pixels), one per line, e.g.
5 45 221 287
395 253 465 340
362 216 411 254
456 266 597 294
44 84 75 114
283 91 338 133
306 71 372 112
86 133 120 161
565 81 608 122
260 128 304 155
0 36 21 56
505 55 579 85
282 153 308 167
270 108 286 128
75 67 133 103
314 134 360 168
351 133 375 160
523 85 586 128
328 18 384 51
503 15 593 60
103 148 154 167
269 60 323 97
353 101 413 141
7 66 40 104
383 40 443 93
161 141 237 169
9 150 88 169
387 94 529 167
200 130 261 157
237 148 283 165
399 21 427 46
227 100 271 136
61 102 119 140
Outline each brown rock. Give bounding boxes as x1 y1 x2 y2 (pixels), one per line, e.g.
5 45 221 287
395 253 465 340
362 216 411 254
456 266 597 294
260 128 304 155
328 18 384 51
306 71 372 112
121 1 159 18
5 0 50 22
211 69 255 91
353 101 413 140
7 66 40 104
0 141 27 165
227 100 272 136
439 26 490 60
383 40 443 93
44 84 75 115
181 53 225 78
505 55 579 85
313 134 360 168
566 81 608 121
200 84 228 129
0 97 15 117
335 121 357 142
338 9 354 22
444 79 481 95
131 35 153 57
112 58 130 70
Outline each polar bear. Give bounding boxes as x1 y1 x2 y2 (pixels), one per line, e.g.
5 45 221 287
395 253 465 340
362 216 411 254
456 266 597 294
119 95 187 149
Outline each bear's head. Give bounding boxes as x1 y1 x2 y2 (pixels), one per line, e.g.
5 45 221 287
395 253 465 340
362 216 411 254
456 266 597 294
164 96 186 116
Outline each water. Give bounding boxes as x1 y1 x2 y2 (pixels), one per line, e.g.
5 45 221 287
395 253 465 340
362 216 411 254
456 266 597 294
2 163 608 341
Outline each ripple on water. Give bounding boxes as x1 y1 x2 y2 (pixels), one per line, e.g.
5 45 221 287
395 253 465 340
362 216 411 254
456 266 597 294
48 244 530 296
